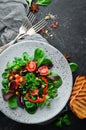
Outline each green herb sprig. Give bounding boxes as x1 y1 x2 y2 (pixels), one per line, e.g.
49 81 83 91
55 114 71 128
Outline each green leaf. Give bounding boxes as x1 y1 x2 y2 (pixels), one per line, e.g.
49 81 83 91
36 0 51 5
26 0 33 6
55 118 62 127
62 114 71 125
41 57 53 65
1 88 9 94
6 62 13 70
69 62 78 72
54 78 63 88
55 114 71 127
8 95 18 109
2 79 9 88
34 48 45 67
25 101 38 114
2 72 9 79
22 52 29 62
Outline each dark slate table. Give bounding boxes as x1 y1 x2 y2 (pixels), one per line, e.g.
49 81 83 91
0 0 86 129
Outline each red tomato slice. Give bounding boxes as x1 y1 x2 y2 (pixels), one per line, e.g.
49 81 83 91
26 61 36 72
38 66 49 76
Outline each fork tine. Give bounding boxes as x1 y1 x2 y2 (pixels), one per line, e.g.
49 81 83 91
32 19 47 29
22 18 29 26
35 22 47 32
22 12 36 27
27 12 36 24
32 19 47 32
23 18 32 28
35 22 47 33
18 18 47 39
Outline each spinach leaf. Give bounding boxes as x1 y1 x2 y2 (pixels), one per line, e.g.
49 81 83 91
69 62 78 72
41 57 53 66
25 101 38 114
2 79 9 88
2 72 9 79
8 95 18 109
34 48 45 67
1 88 9 94
36 0 51 5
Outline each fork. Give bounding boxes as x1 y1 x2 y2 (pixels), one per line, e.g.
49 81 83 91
27 12 36 24
0 12 36 53
18 19 47 39
0 18 47 54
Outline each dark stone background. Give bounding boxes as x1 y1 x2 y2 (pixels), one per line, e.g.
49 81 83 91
0 0 86 129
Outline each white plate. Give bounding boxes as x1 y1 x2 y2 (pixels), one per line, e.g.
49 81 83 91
0 40 73 124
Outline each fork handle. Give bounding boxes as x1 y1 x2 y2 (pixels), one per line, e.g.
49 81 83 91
18 28 36 40
0 34 20 54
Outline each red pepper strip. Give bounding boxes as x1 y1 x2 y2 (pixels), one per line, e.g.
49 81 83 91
41 77 48 94
29 88 39 96
26 93 46 103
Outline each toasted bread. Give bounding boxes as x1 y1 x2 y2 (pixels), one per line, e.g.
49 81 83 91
69 76 86 119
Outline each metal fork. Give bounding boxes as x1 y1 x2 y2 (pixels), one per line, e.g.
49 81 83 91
0 12 36 53
27 12 36 24
18 19 47 39
0 18 47 54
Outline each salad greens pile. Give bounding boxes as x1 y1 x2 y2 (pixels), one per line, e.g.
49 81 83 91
1 48 62 114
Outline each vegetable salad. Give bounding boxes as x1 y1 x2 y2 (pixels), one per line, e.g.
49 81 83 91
1 48 62 114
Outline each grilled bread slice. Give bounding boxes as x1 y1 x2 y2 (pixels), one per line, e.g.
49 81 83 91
69 76 86 119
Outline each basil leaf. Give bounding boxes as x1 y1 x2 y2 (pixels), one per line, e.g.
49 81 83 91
36 0 51 5
8 95 18 109
69 62 78 72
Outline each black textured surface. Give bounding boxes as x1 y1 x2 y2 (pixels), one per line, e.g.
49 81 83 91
0 0 86 129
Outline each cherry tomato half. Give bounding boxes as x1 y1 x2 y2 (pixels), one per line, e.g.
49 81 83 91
38 66 49 76
26 61 36 72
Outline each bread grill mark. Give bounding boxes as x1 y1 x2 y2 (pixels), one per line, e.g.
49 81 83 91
69 76 86 119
